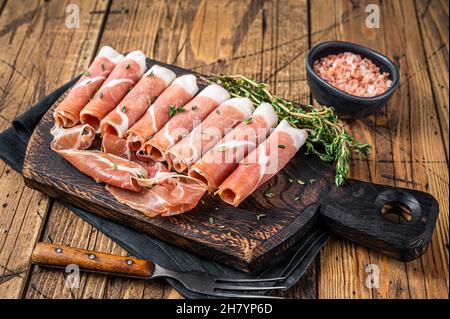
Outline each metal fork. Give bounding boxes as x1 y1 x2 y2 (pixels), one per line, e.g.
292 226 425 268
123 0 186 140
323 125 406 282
31 242 288 298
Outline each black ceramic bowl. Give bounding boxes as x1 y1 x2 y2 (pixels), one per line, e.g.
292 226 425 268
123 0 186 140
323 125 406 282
306 41 400 119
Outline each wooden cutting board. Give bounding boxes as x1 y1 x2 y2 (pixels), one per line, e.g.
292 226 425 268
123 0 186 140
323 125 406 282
22 59 439 272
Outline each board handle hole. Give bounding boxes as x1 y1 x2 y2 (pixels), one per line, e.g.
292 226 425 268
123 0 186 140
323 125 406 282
381 201 412 224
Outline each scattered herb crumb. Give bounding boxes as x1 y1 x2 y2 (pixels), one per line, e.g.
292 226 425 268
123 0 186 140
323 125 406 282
294 196 300 201
264 192 274 198
191 105 197 110
278 144 286 149
297 179 305 185
243 117 252 125
101 64 105 71
216 145 228 152
288 178 294 183
309 179 316 184
125 64 130 69
122 105 126 112
147 71 154 77
111 163 118 169
99 92 104 99
256 214 266 221
208 217 214 224
83 70 91 76
201 199 206 205
216 109 221 115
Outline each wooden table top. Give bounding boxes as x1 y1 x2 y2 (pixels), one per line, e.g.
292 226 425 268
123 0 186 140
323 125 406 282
0 0 448 299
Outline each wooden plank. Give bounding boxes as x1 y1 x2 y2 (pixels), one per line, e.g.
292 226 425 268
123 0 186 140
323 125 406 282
310 0 448 298
415 0 449 159
0 0 110 298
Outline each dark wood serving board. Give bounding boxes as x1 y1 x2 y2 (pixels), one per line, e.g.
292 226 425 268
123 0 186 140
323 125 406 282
22 59 439 272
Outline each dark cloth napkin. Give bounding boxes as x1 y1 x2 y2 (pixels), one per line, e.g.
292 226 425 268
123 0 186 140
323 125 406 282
0 78 330 298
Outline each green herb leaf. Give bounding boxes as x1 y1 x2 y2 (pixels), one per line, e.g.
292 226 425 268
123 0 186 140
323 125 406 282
82 71 91 76
147 71 154 77
111 163 118 169
125 64 130 69
278 144 286 149
137 174 145 179
216 109 221 115
169 104 185 117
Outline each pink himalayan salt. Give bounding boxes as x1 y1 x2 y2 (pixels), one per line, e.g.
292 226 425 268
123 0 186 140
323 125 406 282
313 52 392 97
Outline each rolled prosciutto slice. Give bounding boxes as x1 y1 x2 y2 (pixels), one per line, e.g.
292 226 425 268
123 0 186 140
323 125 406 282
100 65 176 138
80 50 147 129
50 124 96 151
101 134 132 159
53 46 124 128
107 173 207 217
217 120 307 207
127 74 199 151
144 84 230 161
166 97 254 173
56 150 148 192
188 102 278 193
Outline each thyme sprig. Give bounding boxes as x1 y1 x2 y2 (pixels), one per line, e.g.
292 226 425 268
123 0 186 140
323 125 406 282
207 74 371 186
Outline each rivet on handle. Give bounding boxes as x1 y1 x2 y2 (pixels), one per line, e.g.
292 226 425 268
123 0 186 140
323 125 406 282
55 248 62 254
126 259 134 266
88 254 96 260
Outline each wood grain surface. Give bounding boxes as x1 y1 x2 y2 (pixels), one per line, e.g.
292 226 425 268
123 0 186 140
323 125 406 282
0 0 448 299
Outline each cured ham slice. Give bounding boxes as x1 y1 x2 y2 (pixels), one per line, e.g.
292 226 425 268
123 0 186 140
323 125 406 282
80 51 147 129
101 134 132 159
144 84 230 161
127 74 199 151
188 102 278 193
166 97 254 173
50 124 96 151
217 120 307 207
107 173 207 217
53 46 124 128
100 65 176 138
56 150 148 192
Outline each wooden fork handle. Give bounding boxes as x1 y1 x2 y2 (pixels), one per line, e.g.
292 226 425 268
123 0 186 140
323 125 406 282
32 242 154 278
